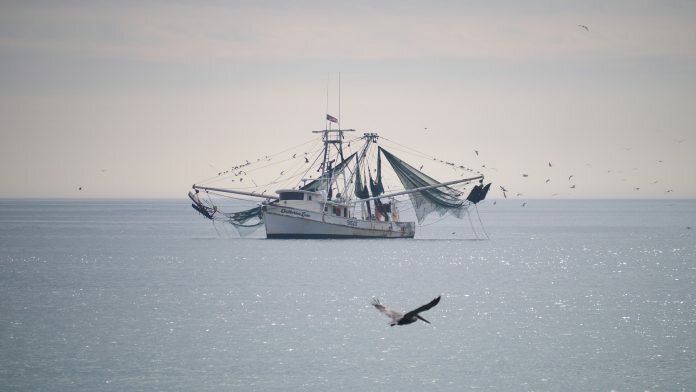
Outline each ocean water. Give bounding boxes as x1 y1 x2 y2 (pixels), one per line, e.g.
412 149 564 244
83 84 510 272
0 199 694 391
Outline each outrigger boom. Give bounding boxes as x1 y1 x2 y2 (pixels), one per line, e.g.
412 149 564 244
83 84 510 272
346 175 483 205
192 184 278 200
193 175 482 204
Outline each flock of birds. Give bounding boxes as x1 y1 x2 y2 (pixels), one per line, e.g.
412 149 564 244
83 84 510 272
469 141 685 207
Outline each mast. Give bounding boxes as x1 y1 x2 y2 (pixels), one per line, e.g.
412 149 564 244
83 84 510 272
312 128 355 196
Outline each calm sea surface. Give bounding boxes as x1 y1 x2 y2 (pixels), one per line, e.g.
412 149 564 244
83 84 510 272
1 199 695 391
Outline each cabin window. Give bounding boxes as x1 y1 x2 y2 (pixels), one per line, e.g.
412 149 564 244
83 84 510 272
279 192 304 201
308 195 312 201
344 208 347 217
334 207 341 216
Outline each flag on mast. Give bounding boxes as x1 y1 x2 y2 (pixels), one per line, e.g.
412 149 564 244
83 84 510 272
326 114 338 123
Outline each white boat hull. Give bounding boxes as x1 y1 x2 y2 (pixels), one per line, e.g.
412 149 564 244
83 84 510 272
263 205 415 239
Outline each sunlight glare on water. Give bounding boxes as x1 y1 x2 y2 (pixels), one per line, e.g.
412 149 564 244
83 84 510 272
0 199 694 391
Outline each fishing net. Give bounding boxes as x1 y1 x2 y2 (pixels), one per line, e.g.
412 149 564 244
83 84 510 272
380 147 469 223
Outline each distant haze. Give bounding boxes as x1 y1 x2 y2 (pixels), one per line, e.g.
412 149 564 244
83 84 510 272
1 1 695 198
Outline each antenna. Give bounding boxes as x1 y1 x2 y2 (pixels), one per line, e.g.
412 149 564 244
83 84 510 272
338 72 341 131
325 74 330 130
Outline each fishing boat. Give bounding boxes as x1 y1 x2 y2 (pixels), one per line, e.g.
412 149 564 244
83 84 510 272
188 116 491 239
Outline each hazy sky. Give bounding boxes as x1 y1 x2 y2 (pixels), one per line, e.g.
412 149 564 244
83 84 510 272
1 0 695 198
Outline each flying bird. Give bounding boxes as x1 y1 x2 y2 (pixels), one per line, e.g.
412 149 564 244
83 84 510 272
305 157 309 163
522 174 529 177
545 179 551 183
578 24 589 31
568 175 574 180
548 162 552 167
371 296 441 327
474 150 479 156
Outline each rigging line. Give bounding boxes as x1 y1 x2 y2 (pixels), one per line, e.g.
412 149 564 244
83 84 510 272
205 188 223 236
263 135 323 160
380 139 479 176
211 220 221 237
416 213 451 228
240 139 325 175
265 144 327 183
205 191 262 204
379 142 434 162
194 136 322 185
381 138 481 178
220 217 232 237
465 208 479 239
380 137 437 160
202 139 326 189
474 204 490 240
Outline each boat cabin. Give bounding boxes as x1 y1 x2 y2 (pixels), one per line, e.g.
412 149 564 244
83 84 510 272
275 189 350 217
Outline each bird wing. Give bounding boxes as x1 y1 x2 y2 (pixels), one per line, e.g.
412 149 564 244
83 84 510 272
371 298 402 321
403 296 441 319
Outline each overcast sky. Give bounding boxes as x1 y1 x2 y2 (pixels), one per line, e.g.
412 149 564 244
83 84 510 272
1 0 695 198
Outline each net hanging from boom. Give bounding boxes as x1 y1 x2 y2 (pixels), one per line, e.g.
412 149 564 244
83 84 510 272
379 147 469 223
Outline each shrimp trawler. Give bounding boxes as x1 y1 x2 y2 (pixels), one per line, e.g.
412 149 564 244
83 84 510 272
189 117 491 239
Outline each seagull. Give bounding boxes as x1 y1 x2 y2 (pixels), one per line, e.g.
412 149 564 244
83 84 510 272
568 175 574 180
305 157 309 163
548 162 552 167
545 179 551 183
522 174 529 177
371 296 441 327
474 150 479 156
420 165 424 170
578 24 589 31
78 186 82 191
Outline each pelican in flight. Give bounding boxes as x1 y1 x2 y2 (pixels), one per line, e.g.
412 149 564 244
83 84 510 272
371 296 441 326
